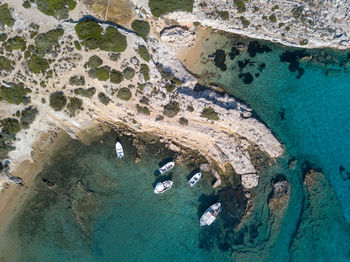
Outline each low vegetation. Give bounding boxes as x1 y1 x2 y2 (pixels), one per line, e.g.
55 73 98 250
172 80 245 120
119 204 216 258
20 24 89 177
179 117 188 126
74 87 96 98
5 36 26 51
69 75 85 86
20 106 38 129
136 104 150 115
49 91 67 111
137 45 150 62
269 14 277 23
149 0 194 17
131 20 150 40
123 67 135 80
0 4 14 29
28 55 50 74
99 27 127 53
163 101 180 117
34 29 64 52
110 70 124 84
36 0 76 19
140 64 150 81
98 92 110 105
0 82 31 105
0 56 13 72
67 97 83 116
87 55 103 68
234 0 246 13
117 88 132 101
200 107 219 120
95 66 111 81
1 118 21 134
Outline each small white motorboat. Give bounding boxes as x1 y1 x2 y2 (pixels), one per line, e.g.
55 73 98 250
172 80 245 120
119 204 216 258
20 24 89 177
115 142 124 159
188 172 202 187
154 180 173 194
159 161 175 174
200 203 221 226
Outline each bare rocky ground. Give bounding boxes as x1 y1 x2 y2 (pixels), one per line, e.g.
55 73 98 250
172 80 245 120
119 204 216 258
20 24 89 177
0 0 286 194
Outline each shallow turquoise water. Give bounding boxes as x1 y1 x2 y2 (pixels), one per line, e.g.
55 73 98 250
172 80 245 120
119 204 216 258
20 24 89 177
1 37 350 261
0 133 231 262
197 36 350 261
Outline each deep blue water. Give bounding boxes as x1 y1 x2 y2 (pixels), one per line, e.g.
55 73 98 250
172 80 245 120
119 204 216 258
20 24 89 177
1 35 350 261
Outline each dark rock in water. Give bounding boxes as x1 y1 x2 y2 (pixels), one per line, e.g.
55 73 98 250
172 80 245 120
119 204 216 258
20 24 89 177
238 73 254 84
255 73 260 78
219 187 247 227
269 175 289 211
279 109 285 120
247 41 272 57
258 63 266 72
238 59 250 71
280 50 309 79
212 49 227 71
339 165 350 180
229 46 240 60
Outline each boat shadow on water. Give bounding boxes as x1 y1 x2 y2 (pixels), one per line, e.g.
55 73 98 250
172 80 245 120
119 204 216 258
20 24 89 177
151 173 173 188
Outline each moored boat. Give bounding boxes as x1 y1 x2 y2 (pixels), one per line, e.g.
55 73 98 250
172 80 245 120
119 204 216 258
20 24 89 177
188 172 202 187
115 142 124 159
200 203 221 226
154 180 173 194
159 161 175 174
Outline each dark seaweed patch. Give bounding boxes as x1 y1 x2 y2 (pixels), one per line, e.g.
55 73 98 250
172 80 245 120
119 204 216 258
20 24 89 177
238 59 250 71
280 50 308 79
212 49 227 71
229 46 240 60
258 63 266 72
238 72 254 84
255 73 260 78
247 41 272 57
339 166 350 181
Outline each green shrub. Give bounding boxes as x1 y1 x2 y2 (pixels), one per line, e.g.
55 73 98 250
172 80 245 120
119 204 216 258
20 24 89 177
217 11 229 20
299 39 308 46
187 105 194 112
6 36 26 51
75 20 103 49
0 4 14 29
36 0 76 19
234 0 246 13
67 96 83 116
28 55 49 74
117 87 132 101
239 16 250 28
137 45 150 62
35 29 64 52
0 82 31 105
96 66 111 81
99 27 127 53
163 101 180 117
193 21 201 27
0 56 13 72
136 104 150 115
0 33 7 41
87 55 103 68
23 1 31 8
98 92 110 105
131 20 150 39
74 87 96 98
123 67 135 80
179 117 188 126
149 0 194 17
269 14 277 23
69 75 85 86
20 106 38 129
1 118 21 134
49 91 67 111
109 53 120 61
110 69 124 84
200 107 219 120
74 40 81 50
140 64 150 81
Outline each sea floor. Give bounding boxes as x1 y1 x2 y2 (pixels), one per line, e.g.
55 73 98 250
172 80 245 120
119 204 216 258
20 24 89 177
0 132 231 262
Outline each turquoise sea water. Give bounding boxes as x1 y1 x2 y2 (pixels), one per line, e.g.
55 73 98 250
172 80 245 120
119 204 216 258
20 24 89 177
1 36 350 261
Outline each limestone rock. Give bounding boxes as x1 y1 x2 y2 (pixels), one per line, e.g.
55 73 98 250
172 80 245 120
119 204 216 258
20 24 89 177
241 173 259 189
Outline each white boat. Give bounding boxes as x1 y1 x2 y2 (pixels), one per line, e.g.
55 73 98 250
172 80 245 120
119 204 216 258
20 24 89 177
159 161 175 174
188 172 202 187
115 142 124 159
154 180 173 194
200 203 221 226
